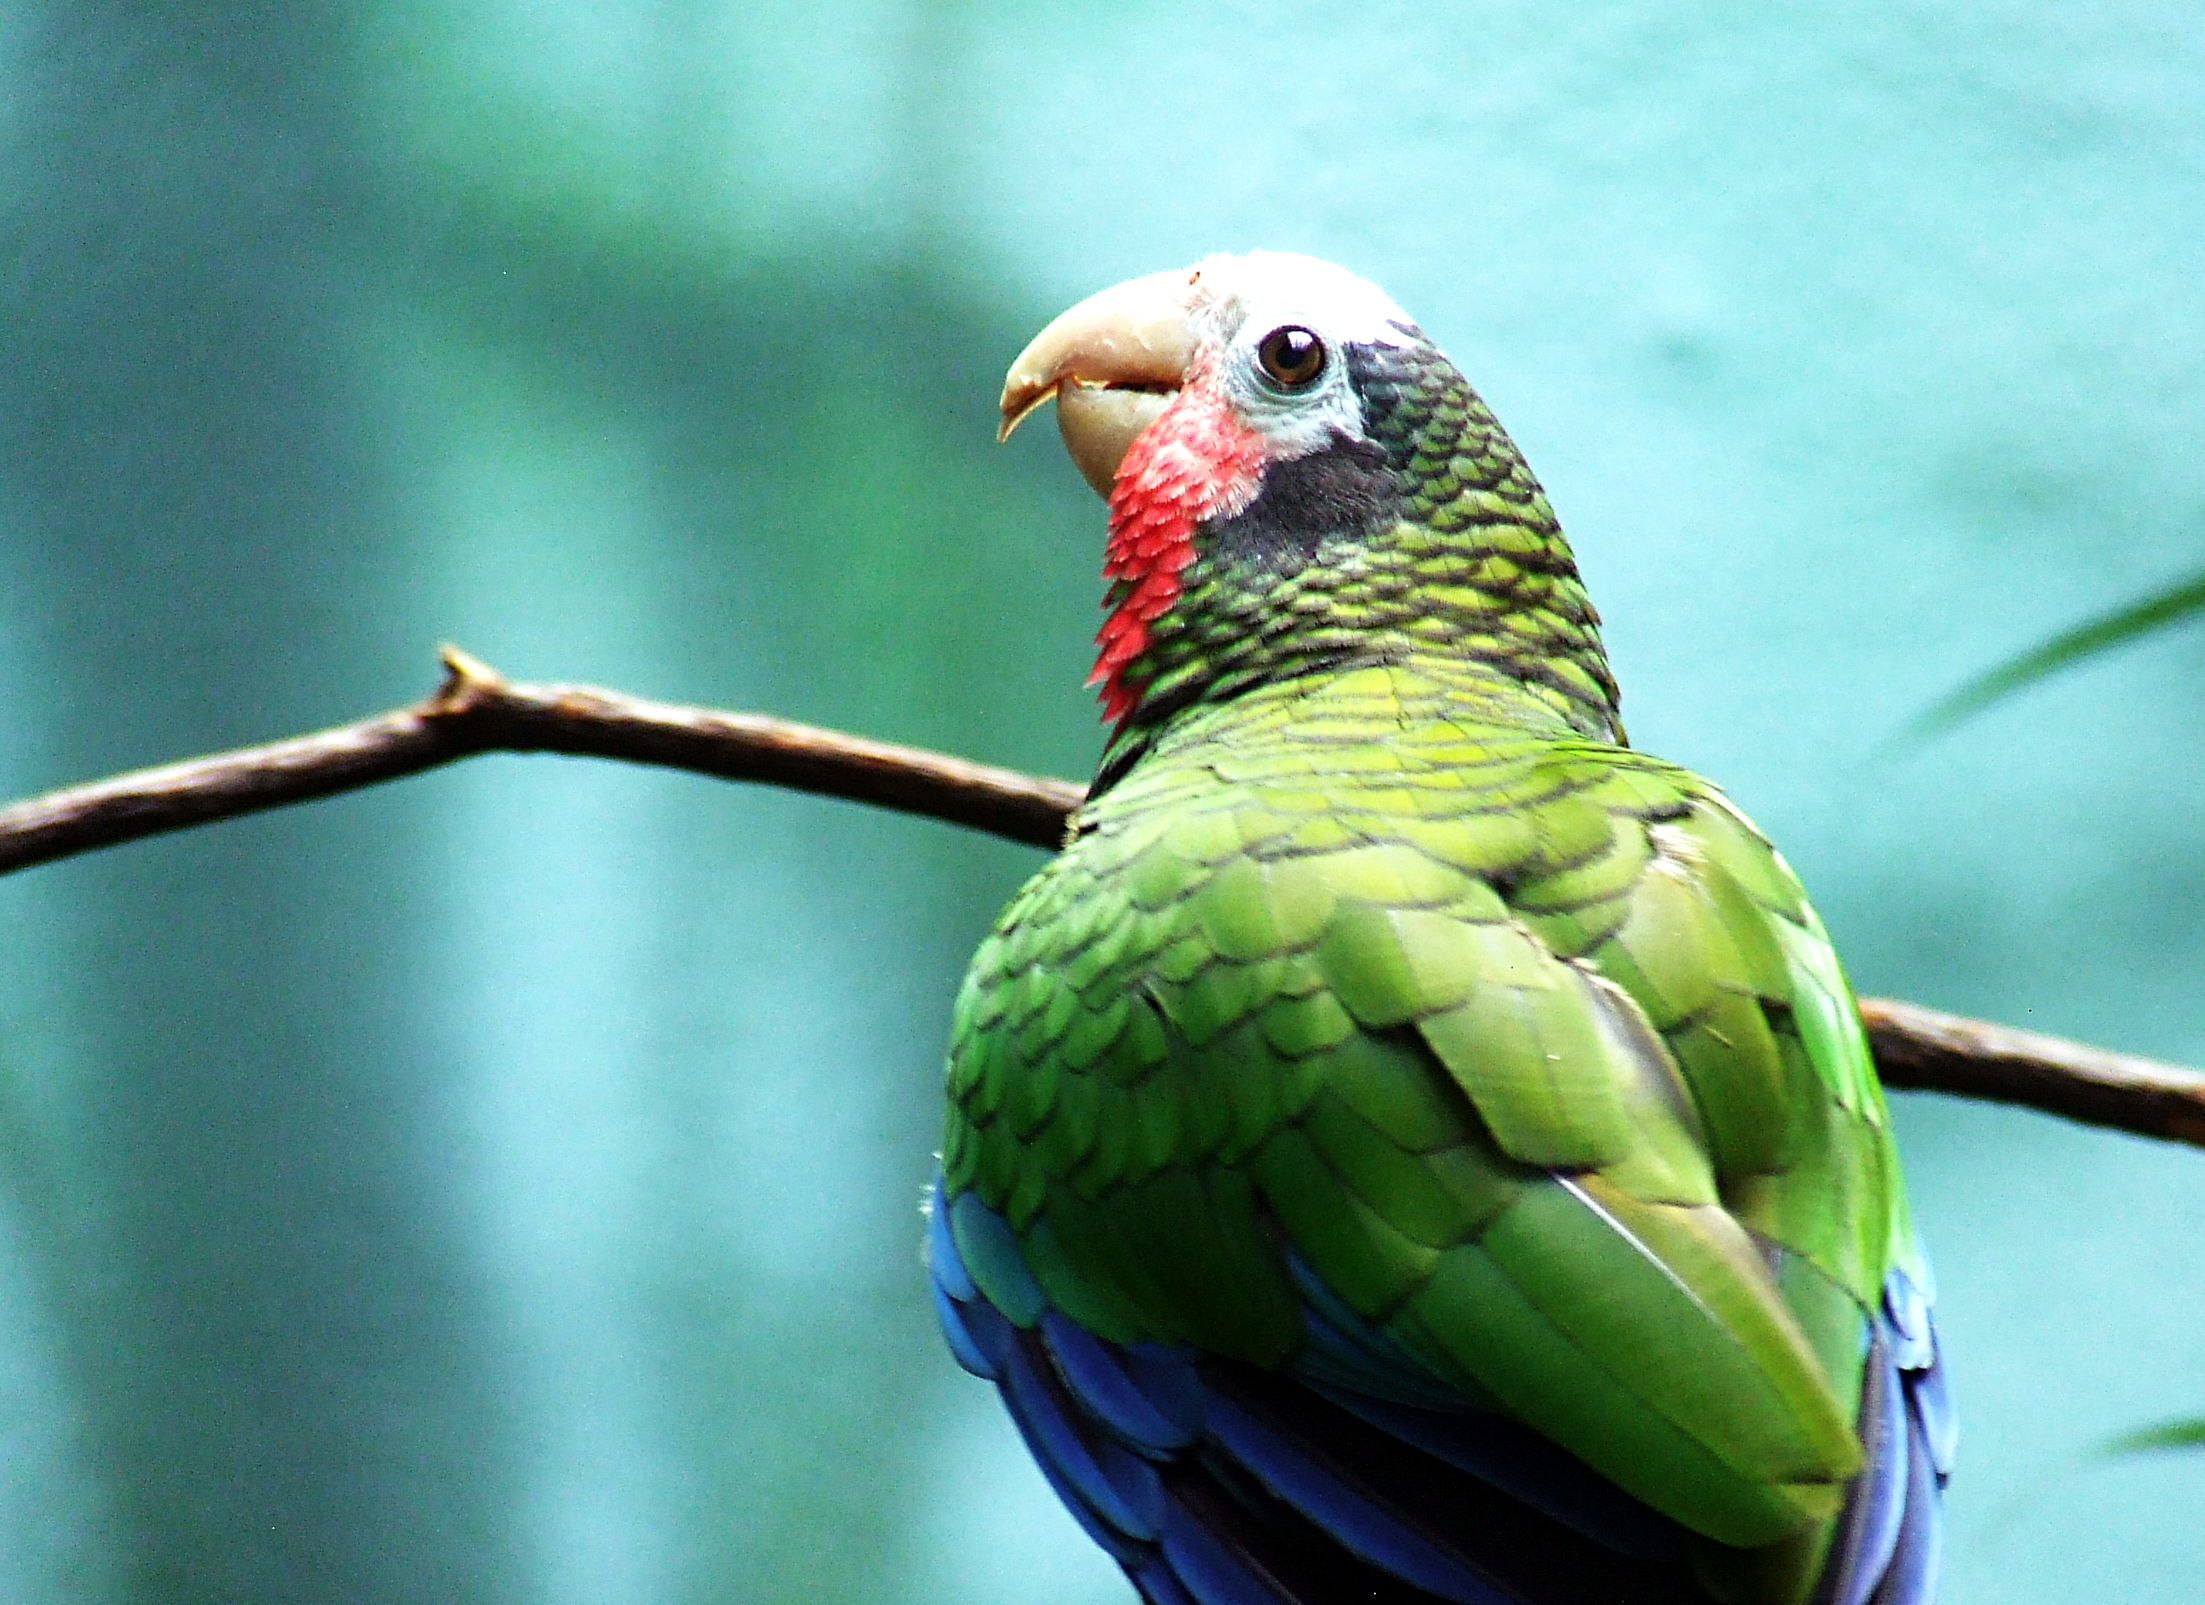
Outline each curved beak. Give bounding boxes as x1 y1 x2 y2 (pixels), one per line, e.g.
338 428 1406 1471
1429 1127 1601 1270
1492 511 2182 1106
998 267 1200 497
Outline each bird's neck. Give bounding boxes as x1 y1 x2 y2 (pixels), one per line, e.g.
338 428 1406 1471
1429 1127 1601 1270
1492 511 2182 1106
1098 344 1622 784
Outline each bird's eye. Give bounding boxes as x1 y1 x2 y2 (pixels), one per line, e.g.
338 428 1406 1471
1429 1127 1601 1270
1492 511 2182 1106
1256 325 1326 388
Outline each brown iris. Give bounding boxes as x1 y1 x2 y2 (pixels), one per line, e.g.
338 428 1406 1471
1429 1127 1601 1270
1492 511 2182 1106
1256 325 1326 388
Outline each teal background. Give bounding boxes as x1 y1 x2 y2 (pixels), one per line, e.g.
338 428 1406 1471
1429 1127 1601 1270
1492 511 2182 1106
0 3 2200 1601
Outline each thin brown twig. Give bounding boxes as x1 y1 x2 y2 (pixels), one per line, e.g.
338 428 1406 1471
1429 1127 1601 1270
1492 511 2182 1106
2 647 2199 1151
0 646 1080 874
1862 997 2205 1147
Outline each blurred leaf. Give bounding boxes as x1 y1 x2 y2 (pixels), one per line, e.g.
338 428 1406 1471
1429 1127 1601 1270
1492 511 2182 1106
2103 1418 2205 1455
1909 567 2205 738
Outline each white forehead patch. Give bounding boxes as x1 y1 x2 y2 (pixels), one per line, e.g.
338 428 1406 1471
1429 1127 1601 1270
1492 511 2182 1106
1184 251 1417 350
1173 252 1422 461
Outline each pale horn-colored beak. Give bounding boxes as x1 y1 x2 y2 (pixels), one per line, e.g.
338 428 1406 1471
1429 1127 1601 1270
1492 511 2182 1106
998 267 1201 497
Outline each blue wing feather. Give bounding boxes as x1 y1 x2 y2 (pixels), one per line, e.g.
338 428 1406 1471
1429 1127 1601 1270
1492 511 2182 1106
1156 1494 1299 1605
1131 1553 1205 1605
1866 1415 1942 1605
1820 1325 1910 1605
1000 1337 1166 1542
1907 1359 1957 1484
930 1183 1950 1605
932 1279 1002 1380
1201 1389 1517 1603
1042 1313 1200 1455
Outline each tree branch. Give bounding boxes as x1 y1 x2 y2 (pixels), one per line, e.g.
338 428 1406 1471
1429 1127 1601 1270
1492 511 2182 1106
0 647 1080 874
3 648 2199 1151
1861 997 2205 1147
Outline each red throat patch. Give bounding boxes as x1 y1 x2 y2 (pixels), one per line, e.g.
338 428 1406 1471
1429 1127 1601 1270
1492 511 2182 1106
1092 368 1267 723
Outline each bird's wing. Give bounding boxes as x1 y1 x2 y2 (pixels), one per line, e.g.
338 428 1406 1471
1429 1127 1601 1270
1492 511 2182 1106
941 696 1945 1604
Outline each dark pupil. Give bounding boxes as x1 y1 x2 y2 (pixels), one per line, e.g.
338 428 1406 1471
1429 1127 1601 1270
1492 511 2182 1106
1259 326 1325 387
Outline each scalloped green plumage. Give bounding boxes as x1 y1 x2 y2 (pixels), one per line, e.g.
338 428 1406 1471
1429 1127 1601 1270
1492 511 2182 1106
944 296 1926 1602
941 655 1919 1591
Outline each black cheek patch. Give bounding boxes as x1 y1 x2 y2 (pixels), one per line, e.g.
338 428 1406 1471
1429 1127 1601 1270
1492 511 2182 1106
1201 431 1398 571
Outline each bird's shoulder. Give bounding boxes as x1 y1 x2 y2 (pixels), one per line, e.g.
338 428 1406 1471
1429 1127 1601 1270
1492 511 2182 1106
941 667 1932 1543
950 665 1912 1368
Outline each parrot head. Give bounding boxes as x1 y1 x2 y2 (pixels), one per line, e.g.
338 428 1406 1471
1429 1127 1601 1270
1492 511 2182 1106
1000 253 1620 744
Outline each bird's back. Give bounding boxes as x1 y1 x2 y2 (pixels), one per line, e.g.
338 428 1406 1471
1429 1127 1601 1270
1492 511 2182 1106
935 658 1950 1605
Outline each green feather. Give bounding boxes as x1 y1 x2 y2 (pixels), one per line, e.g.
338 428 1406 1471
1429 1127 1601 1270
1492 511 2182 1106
942 321 1926 1604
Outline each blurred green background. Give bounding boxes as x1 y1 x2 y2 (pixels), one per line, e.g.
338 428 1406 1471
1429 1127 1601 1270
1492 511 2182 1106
0 3 2200 1601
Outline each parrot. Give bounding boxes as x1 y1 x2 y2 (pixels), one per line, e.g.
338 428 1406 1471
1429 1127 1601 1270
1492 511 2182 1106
928 252 1950 1605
